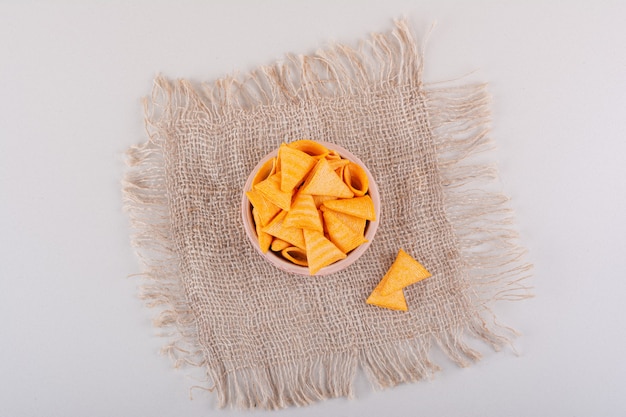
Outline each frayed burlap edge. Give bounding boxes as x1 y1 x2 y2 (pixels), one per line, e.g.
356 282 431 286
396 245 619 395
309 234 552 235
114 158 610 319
123 101 208 374
123 19 532 409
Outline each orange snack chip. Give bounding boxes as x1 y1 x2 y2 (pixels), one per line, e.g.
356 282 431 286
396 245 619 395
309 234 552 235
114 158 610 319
246 189 281 226
287 139 330 159
300 159 354 198
326 149 341 160
281 247 308 266
323 209 368 254
252 157 277 186
343 161 369 197
252 208 273 253
278 144 317 192
320 207 367 236
302 229 347 275
283 193 323 232
261 210 306 250
379 249 431 296
366 285 408 311
322 195 376 221
254 173 293 212
270 238 291 252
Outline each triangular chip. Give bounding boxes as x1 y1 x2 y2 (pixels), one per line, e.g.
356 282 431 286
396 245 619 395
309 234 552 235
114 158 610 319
326 149 341 160
254 173 293 211
281 247 308 266
366 285 408 311
322 195 376 221
278 143 317 192
320 207 367 235
261 211 306 250
300 159 354 198
322 209 368 254
252 208 272 253
252 157 277 186
246 189 281 226
302 229 347 275
342 161 369 197
283 193 323 231
270 238 291 252
312 194 337 209
287 139 329 159
379 249 432 296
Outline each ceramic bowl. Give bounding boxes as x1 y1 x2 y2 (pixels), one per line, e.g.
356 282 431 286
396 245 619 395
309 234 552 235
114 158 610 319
241 141 380 276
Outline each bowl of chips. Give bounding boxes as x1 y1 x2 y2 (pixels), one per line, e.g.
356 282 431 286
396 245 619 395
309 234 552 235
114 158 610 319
242 140 380 276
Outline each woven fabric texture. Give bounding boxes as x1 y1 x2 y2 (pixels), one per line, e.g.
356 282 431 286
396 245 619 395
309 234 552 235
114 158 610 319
124 20 531 409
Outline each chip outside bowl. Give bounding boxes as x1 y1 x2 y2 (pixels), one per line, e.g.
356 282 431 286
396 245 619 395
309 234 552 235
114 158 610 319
241 141 380 276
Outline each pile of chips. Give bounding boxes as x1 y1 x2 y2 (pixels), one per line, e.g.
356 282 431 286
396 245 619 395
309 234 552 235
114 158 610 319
246 140 375 275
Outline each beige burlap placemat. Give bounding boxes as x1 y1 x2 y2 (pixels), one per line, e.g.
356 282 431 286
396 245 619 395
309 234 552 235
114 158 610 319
124 20 531 409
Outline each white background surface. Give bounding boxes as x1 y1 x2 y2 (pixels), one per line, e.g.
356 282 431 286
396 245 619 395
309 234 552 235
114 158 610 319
2 1 625 416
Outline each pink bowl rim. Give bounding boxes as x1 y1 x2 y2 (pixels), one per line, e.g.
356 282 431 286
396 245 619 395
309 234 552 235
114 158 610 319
241 141 380 276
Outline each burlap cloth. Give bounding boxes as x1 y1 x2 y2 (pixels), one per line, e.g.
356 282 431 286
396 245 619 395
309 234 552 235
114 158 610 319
124 20 531 409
